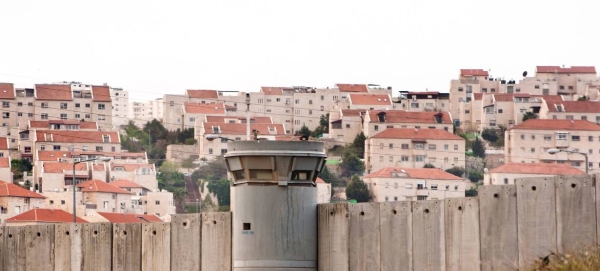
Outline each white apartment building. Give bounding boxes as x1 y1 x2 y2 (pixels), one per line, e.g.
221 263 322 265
328 109 365 144
365 128 465 173
484 163 584 185
396 91 450 112
0 180 46 224
539 97 600 123
110 87 129 129
450 66 600 129
362 110 453 137
505 119 600 173
363 167 466 202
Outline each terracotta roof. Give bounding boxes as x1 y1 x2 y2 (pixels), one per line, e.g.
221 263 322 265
0 137 8 150
509 119 600 131
546 101 600 113
0 83 15 99
205 116 272 124
473 93 483 101
489 163 585 175
184 102 226 115
536 66 596 74
337 84 368 93
0 158 8 168
315 177 325 183
92 164 105 171
203 122 286 135
261 87 293 95
341 109 366 116
110 179 147 189
111 163 154 172
29 120 98 129
349 94 392 106
38 151 72 161
35 130 120 143
370 128 464 140
369 110 451 124
408 91 440 95
92 85 112 102
43 162 87 173
187 89 219 99
460 69 489 77
364 167 463 180
0 180 45 198
7 209 87 223
493 93 531 102
96 212 162 223
35 84 72 100
37 151 145 161
77 180 132 194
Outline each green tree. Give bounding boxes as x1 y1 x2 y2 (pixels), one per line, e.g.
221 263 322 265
472 137 486 158
173 188 188 213
351 132 366 159
207 178 231 207
192 156 228 182
318 166 342 187
319 114 329 133
468 170 484 183
481 128 499 143
339 152 365 177
465 187 478 197
201 194 217 212
522 111 538 122
445 166 465 178
296 125 312 138
346 175 370 202
423 163 436 168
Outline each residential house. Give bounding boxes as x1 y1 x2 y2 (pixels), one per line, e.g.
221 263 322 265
0 180 46 224
396 91 450 112
484 163 585 185
362 110 453 137
83 211 162 223
109 163 158 191
328 109 365 144
77 179 133 213
6 208 87 226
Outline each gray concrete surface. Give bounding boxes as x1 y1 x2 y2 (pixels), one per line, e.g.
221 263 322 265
171 214 201 271
444 198 480 271
412 200 445 271
379 201 412 271
113 223 142 271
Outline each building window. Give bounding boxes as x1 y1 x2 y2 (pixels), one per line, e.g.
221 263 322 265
24 147 31 153
482 88 487 92
60 103 68 109
208 148 213 154
389 156 393 162
504 178 509 184
17 102 22 106
401 144 409 149
401 156 409 162
85 103 91 108
28 113 33 117
27 102 33 106
98 104 105 110
1 112 8 119
75 114 81 119
530 148 535 153
498 109 503 114
41 102 48 108
53 145 60 150
444 144 449 150
85 114 91 119
531 135 535 140
2 102 8 108
557 133 568 140
415 155 425 162
544 135 551 141
389 143 393 149
582 116 587 121
60 114 67 120
454 144 458 150
96 146 103 151
17 112 22 117
374 125 379 131
40 145 45 150
454 157 458 164
41 113 48 119
520 134 525 140
572 135 580 141
379 156 383 162
414 143 424 149
75 103 80 108
428 144 436 150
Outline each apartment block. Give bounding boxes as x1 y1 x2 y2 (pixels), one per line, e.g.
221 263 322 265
484 163 584 185
0 180 46 224
129 98 164 128
110 87 129 129
329 109 365 144
450 66 600 129
540 97 600 123
6 208 87 226
109 163 158 191
365 128 465 173
505 119 600 173
363 167 465 202
396 91 450 112
363 110 453 137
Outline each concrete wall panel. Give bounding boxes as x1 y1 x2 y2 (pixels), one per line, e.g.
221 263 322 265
81 223 112 271
556 175 596 252
478 185 518 271
379 201 412 271
202 212 232 271
141 223 171 271
171 214 201 271
4 226 25 271
596 174 600 247
412 200 445 271
317 203 349 271
348 202 380 271
444 198 480 271
516 177 557 268
0 227 3 271
112 223 142 271
54 223 82 271
24 224 55 271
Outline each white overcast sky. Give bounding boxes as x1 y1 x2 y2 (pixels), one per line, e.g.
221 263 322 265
0 0 598 101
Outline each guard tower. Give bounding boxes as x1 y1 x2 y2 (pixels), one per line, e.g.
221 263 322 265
224 140 326 271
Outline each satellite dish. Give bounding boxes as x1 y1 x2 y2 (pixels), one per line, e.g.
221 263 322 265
522 71 528 77
484 168 489 173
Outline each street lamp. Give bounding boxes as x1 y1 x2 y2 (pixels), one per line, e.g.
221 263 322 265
205 134 236 142
547 148 588 174
73 156 111 222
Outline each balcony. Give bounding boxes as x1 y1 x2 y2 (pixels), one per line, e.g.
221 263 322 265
416 188 429 196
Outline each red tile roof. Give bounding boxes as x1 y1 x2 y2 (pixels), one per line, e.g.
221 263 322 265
96 212 162 223
364 167 463 180
369 110 451 124
341 109 366 116
35 84 72 100
184 102 226 115
205 116 272 124
337 84 368 93
460 69 489 77
187 89 218 99
35 130 120 143
315 177 325 183
0 180 45 198
493 93 531 102
509 119 600 131
546 101 600 113
489 163 585 175
261 87 293 95
29 120 98 129
536 66 596 74
370 128 464 140
92 85 112 102
7 209 87 223
37 151 145 161
349 94 392 106
0 158 9 168
0 83 15 99
110 179 147 189
77 179 132 194
203 122 286 135
111 163 154 172
0 137 8 150
43 162 87 173
473 93 483 101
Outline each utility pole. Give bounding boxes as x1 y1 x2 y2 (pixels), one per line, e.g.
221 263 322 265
245 93 251 140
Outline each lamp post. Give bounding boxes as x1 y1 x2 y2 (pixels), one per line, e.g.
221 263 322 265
547 148 588 174
73 156 112 223
205 134 236 142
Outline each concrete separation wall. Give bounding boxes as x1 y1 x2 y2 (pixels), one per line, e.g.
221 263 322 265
318 174 600 271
